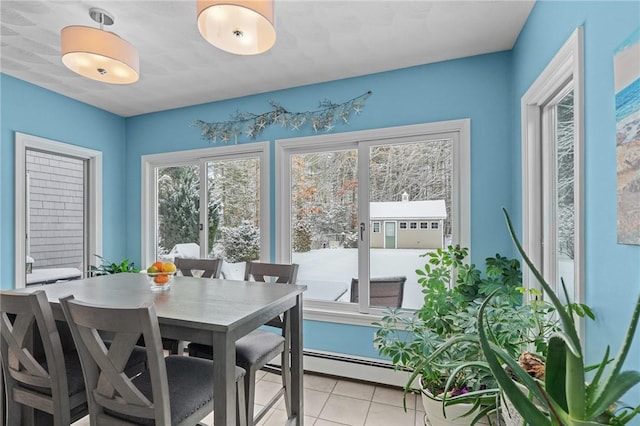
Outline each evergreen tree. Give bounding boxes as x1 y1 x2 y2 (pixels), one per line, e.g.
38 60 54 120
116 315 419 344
220 221 260 262
157 166 221 254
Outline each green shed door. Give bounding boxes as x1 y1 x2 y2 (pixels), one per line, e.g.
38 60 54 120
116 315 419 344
384 222 396 249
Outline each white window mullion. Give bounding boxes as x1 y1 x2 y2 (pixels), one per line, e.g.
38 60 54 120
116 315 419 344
522 104 543 292
199 160 208 258
275 148 292 263
357 142 371 314
541 101 557 293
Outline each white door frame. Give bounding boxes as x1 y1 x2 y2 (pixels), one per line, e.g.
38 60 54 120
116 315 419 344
14 132 102 288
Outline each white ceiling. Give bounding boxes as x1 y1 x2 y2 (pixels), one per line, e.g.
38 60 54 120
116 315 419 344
1 0 535 117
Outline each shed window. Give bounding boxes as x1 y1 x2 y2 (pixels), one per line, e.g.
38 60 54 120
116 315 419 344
372 222 380 233
410 222 417 229
420 222 429 229
431 222 439 230
399 222 407 229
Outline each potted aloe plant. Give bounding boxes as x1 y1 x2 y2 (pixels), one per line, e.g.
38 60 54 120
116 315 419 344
374 246 562 425
478 209 640 425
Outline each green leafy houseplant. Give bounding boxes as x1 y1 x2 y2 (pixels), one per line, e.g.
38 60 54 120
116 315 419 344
89 255 140 277
478 209 640 425
374 246 562 424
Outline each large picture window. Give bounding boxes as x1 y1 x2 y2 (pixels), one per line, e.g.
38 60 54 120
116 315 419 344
276 120 470 320
141 143 269 270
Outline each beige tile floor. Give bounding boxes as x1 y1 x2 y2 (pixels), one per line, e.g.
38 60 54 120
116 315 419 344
73 370 425 426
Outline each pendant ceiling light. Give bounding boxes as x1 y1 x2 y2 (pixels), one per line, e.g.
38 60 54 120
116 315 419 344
197 0 276 55
61 8 139 84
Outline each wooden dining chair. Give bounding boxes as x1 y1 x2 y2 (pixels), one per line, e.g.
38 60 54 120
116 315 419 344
350 276 407 308
60 295 247 426
159 257 224 355
188 261 299 425
0 290 88 426
174 257 222 278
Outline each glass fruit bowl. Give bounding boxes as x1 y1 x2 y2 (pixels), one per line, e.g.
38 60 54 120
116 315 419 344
146 271 176 291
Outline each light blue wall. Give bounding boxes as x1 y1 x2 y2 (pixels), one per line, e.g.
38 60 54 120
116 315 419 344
126 52 515 269
0 74 128 290
511 0 640 410
125 52 515 358
2 1 637 410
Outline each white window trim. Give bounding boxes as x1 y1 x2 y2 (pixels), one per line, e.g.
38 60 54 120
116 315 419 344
521 27 584 335
372 222 381 233
14 132 102 289
141 142 270 267
276 119 470 325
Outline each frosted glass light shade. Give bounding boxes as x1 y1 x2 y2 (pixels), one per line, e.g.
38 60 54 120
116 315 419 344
61 26 139 84
197 0 276 55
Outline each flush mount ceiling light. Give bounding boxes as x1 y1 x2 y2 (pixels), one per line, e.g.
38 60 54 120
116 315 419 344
61 8 139 84
197 0 276 55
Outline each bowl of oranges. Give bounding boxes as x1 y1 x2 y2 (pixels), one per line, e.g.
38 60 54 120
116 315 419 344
146 261 177 291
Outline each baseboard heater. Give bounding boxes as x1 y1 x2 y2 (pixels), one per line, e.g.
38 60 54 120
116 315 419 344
268 349 411 388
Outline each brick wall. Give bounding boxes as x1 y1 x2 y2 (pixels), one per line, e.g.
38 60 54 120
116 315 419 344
26 150 85 270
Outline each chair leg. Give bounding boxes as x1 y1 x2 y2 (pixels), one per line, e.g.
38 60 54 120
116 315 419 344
281 350 292 417
236 378 247 426
245 367 257 425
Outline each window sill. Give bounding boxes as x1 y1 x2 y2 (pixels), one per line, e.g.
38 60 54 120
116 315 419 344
303 304 384 327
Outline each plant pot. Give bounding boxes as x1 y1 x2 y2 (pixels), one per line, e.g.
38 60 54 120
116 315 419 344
501 380 546 426
421 388 493 426
500 383 525 426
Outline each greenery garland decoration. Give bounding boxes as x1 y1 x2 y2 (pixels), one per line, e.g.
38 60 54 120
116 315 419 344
193 91 372 144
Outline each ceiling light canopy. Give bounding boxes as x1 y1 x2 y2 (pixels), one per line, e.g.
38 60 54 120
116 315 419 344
61 8 139 84
197 0 276 55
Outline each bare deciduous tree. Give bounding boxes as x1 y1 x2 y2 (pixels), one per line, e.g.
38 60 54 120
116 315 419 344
291 140 453 251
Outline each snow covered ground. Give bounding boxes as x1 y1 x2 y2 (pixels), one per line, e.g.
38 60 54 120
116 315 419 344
293 248 433 310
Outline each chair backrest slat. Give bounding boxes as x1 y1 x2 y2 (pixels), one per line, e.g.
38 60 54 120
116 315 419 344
175 257 222 278
244 262 299 329
0 290 73 424
350 276 406 308
244 262 299 285
60 296 171 424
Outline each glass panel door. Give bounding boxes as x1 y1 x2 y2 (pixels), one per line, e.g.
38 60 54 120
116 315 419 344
366 140 452 310
288 138 453 310
543 88 575 301
207 157 261 278
290 149 358 304
155 165 201 261
145 146 267 271
25 149 87 284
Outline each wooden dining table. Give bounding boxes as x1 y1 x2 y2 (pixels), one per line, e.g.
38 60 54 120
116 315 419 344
13 272 307 425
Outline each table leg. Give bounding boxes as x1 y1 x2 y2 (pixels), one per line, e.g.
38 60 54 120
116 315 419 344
289 294 304 425
212 331 236 426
